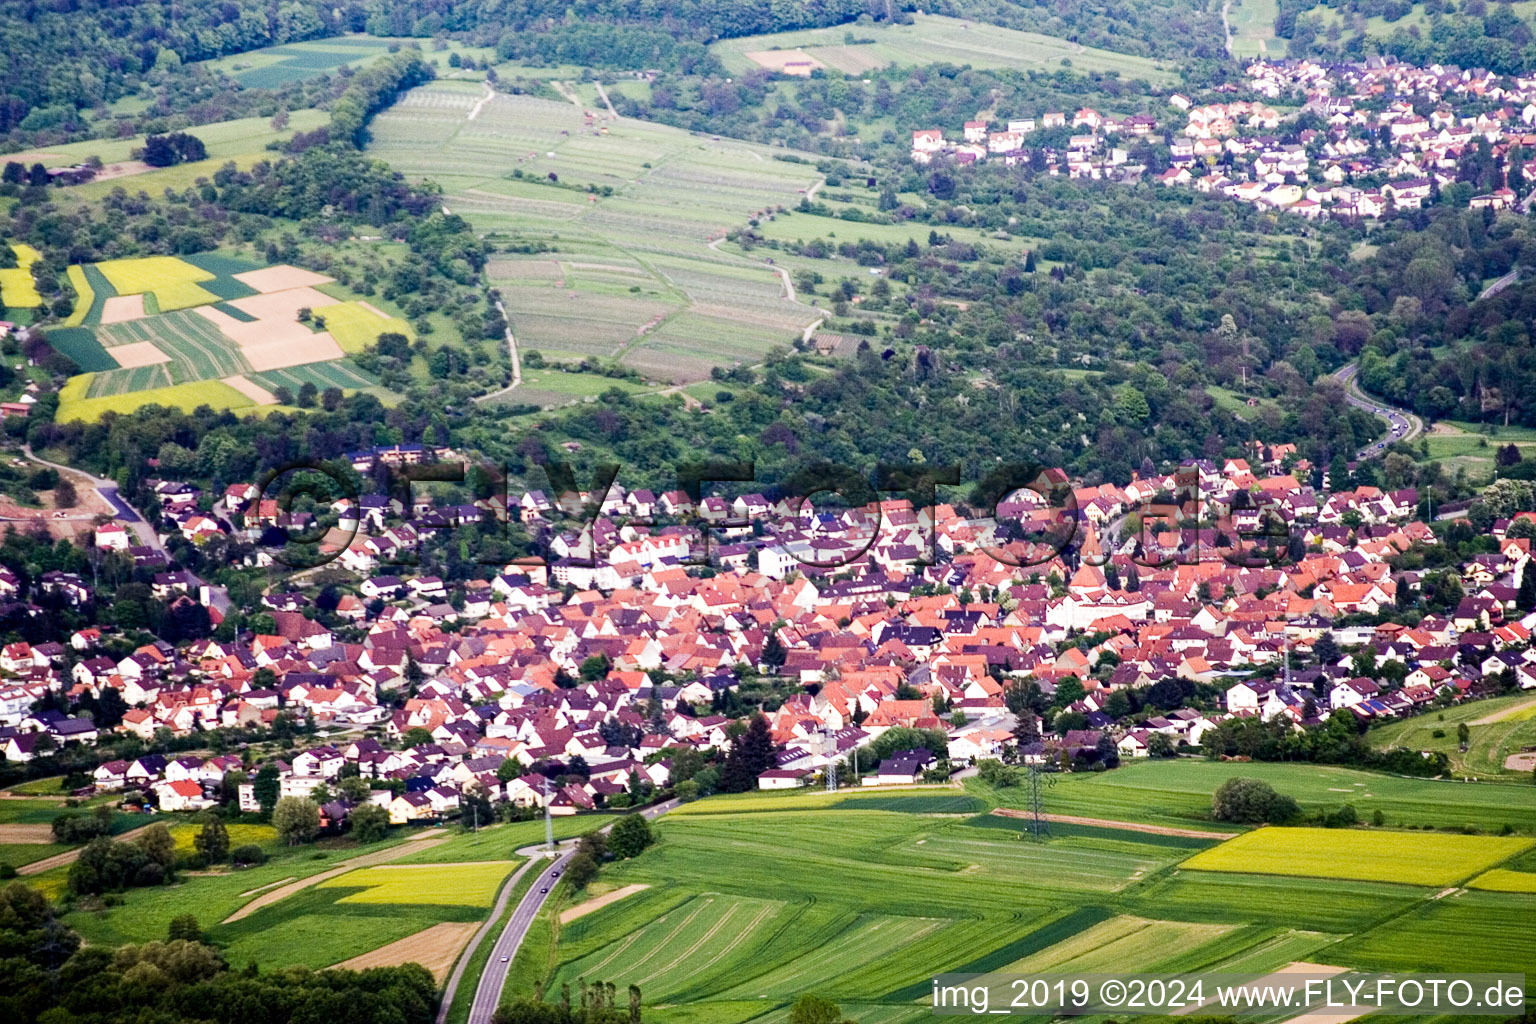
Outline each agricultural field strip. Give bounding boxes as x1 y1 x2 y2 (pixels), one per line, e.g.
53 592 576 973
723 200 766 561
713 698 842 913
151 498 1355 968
1182 826 1533 887
222 834 449 923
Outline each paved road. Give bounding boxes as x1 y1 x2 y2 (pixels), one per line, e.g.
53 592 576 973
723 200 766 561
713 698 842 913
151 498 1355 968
1330 363 1422 460
460 801 680 1024
1477 267 1520 302
465 853 569 1024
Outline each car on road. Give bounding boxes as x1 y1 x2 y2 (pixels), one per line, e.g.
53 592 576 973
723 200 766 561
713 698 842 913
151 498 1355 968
540 887 548 893
500 955 509 962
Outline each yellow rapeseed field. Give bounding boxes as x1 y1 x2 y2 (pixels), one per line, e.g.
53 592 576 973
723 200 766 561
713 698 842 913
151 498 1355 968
320 861 515 907
1181 827 1531 887
0 243 43 307
96 256 218 311
56 378 257 422
1467 868 1536 893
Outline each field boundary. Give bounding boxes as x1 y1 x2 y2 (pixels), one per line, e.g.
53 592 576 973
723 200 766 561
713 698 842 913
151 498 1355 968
558 883 650 925
991 809 1239 840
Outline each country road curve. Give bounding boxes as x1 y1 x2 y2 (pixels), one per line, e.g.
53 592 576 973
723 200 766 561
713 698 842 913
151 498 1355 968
458 799 679 1024
1330 362 1423 460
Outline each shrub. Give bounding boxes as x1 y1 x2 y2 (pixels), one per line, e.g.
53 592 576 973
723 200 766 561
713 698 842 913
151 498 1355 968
175 852 208 872
1323 804 1358 828
348 804 390 844
607 813 654 859
1211 777 1301 824
566 852 599 890
51 806 114 844
230 844 266 866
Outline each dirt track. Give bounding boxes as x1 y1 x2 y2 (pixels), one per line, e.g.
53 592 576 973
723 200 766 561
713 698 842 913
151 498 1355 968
559 883 649 924
19 823 153 876
1473 697 1536 725
991 808 1237 840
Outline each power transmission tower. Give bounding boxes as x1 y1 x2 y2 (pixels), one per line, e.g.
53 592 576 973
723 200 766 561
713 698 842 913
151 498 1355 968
542 775 554 853
824 728 838 792
1025 763 1054 841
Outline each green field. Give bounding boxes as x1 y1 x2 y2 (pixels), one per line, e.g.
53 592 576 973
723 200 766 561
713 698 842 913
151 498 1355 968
1368 695 1536 779
97 310 251 382
50 252 388 419
366 81 823 382
988 758 1536 831
1327 889 1536 973
710 14 1175 83
251 361 379 394
1182 826 1532 887
521 782 1536 1024
199 36 497 89
1226 0 1280 58
5 111 329 170
43 760 1536 1019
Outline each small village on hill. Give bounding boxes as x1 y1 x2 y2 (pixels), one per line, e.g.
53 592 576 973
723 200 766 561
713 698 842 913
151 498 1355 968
912 56 1536 218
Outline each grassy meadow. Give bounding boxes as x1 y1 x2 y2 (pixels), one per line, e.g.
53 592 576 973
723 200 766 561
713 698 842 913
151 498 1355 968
709 14 1176 83
1367 693 1536 780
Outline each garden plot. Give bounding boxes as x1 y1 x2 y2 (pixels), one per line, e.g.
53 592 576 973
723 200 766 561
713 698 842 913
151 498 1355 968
556 894 791 1002
194 305 345 371
221 375 278 405
97 310 250 381
332 921 480 982
744 49 825 74
1003 914 1237 974
251 361 379 394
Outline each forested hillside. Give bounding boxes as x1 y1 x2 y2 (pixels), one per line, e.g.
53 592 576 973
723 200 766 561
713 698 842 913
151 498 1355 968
928 0 1225 58
0 0 877 143
1275 0 1536 73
